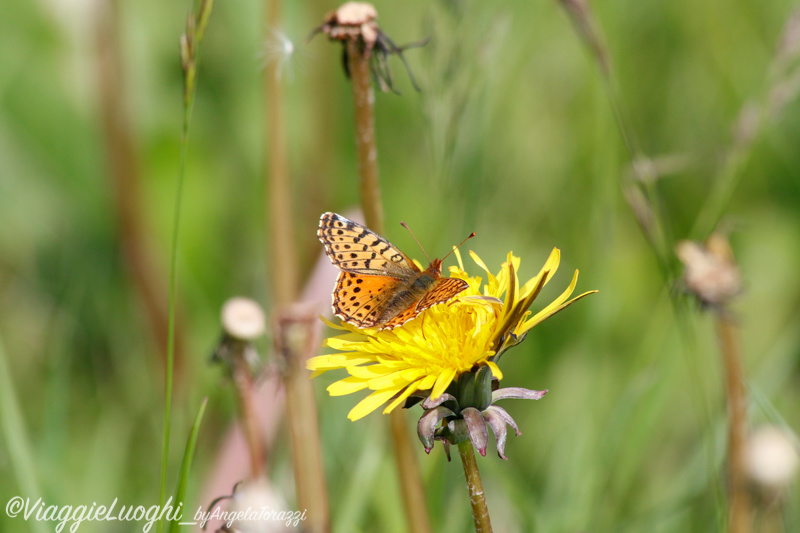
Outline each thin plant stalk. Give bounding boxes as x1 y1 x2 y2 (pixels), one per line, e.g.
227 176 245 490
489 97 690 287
347 38 385 234
277 312 329 533
716 314 751 533
346 37 433 533
157 2 215 531
457 440 493 533
266 1 298 306
232 354 264 478
266 1 329 530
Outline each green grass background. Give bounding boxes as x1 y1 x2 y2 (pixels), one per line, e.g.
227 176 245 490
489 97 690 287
1 0 799 531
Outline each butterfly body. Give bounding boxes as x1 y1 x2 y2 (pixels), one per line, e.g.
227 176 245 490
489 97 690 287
318 213 468 330
377 261 441 320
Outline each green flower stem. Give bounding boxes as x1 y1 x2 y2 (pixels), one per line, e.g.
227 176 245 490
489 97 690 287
457 440 493 533
716 314 751 533
346 34 431 533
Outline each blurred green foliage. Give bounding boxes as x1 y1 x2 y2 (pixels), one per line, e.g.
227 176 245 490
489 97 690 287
1 0 799 532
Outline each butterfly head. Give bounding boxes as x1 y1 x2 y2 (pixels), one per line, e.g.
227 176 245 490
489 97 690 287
427 257 444 274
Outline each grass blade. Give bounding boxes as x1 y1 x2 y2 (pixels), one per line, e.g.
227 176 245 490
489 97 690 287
167 397 208 533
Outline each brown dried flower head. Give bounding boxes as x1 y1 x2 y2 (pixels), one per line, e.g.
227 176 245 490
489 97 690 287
311 1 426 93
676 232 742 307
321 2 380 54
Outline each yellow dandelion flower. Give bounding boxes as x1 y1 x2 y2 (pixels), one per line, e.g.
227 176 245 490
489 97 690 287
308 248 597 421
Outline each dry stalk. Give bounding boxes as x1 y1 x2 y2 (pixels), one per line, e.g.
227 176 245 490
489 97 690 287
274 306 329 533
266 1 328 530
677 234 750 533
314 4 432 531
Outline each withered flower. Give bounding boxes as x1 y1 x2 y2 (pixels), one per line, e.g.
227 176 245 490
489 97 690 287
676 232 742 307
311 1 427 93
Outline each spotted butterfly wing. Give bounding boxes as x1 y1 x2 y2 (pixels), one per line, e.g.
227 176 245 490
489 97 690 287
318 212 419 278
331 271 407 328
318 212 469 330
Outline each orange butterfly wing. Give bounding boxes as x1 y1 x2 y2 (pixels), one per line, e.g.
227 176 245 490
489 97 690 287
318 212 470 330
380 276 469 329
332 271 406 329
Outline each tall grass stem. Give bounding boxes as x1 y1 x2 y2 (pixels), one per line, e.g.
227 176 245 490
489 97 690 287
159 2 215 531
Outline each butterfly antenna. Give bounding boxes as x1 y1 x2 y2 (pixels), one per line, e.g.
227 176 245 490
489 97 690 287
400 221 431 263
441 232 476 262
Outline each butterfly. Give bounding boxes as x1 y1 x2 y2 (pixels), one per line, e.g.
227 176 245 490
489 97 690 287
317 212 471 330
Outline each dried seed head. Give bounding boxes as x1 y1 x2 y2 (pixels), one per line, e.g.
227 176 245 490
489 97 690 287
745 426 800 492
332 2 377 26
676 233 741 307
311 2 426 93
319 2 380 52
221 297 267 341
